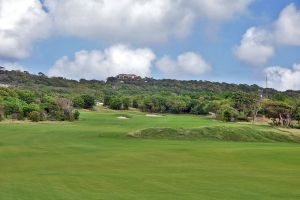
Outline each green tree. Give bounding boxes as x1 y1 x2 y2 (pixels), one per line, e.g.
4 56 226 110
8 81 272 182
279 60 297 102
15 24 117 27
73 96 84 108
263 100 293 126
109 98 122 110
23 103 40 117
81 95 95 109
122 97 131 110
217 105 239 122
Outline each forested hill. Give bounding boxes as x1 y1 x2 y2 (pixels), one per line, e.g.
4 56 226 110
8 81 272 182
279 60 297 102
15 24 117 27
0 69 299 99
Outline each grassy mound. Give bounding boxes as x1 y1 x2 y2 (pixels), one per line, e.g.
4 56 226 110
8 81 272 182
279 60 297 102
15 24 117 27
129 126 300 143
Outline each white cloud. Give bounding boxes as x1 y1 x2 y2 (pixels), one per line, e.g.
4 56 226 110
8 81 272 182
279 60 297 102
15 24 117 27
0 0 254 60
265 64 300 91
156 52 211 79
191 0 252 21
234 27 274 66
234 3 300 65
0 62 25 71
48 44 156 80
274 4 300 46
44 0 253 44
0 0 50 59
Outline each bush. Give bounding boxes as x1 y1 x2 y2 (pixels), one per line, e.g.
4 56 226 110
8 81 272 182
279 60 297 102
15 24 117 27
81 95 95 109
217 105 239 122
109 98 122 110
132 99 139 108
74 110 80 120
122 97 131 110
28 111 40 122
0 114 3 121
23 103 40 117
73 96 84 108
103 96 112 107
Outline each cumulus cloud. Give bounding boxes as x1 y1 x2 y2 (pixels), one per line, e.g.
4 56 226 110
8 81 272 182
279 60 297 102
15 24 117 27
0 62 25 71
0 0 253 60
156 52 211 79
265 64 300 91
0 0 50 59
44 0 253 44
48 44 156 80
234 27 274 66
191 0 252 21
274 4 300 46
234 3 300 65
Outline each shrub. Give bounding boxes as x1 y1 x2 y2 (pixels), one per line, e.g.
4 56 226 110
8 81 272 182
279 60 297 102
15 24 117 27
109 98 122 110
103 96 112 107
28 111 40 122
73 96 84 108
74 110 80 120
122 97 131 110
23 103 40 117
132 99 139 108
217 105 239 122
81 95 95 109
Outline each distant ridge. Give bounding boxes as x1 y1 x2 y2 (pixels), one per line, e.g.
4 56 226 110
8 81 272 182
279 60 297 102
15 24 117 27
0 69 299 98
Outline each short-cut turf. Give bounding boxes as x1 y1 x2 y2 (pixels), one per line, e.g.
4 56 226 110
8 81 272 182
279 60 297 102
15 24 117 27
0 109 300 200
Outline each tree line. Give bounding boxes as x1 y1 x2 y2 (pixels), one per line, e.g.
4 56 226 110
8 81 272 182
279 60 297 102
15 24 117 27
103 91 300 128
1 70 300 127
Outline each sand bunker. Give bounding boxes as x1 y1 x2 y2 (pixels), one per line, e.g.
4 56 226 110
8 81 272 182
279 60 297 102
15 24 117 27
117 116 129 120
146 114 162 117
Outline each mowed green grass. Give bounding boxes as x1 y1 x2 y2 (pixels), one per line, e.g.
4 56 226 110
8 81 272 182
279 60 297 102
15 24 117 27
0 109 300 200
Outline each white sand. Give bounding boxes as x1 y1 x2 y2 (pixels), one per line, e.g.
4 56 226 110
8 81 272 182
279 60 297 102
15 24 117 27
146 114 162 117
117 116 129 120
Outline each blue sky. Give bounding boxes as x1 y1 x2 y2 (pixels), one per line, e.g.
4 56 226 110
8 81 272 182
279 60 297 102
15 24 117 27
0 0 300 91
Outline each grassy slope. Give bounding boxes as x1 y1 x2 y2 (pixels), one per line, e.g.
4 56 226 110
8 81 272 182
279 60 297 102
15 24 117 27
130 127 300 143
0 109 300 200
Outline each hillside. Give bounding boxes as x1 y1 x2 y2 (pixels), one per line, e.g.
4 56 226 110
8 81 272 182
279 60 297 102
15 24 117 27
1 69 300 99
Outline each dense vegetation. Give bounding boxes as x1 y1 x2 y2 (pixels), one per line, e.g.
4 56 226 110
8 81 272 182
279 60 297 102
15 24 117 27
0 87 80 122
1 69 300 127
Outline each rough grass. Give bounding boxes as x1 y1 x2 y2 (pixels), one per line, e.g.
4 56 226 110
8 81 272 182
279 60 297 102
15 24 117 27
129 126 300 143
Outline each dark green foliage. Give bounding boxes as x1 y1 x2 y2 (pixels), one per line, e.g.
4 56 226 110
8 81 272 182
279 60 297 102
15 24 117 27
122 97 131 110
294 111 300 124
263 100 293 126
81 95 95 109
217 105 239 122
3 97 25 117
103 96 112 106
74 110 80 120
0 87 76 122
0 105 3 121
23 103 40 117
109 98 122 110
132 99 139 108
2 70 300 127
73 96 84 108
17 90 35 104
28 111 40 122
